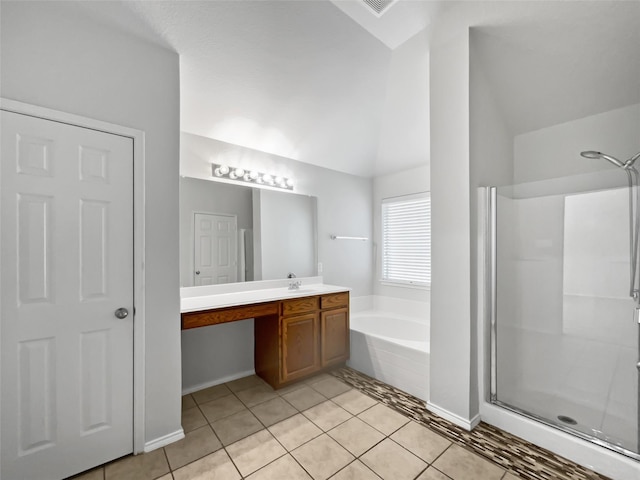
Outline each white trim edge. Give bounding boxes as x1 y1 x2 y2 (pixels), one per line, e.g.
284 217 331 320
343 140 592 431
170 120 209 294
144 429 185 453
427 401 481 431
182 369 256 395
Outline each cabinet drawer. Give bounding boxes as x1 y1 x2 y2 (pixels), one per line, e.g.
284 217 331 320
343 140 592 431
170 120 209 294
321 292 349 310
281 296 319 316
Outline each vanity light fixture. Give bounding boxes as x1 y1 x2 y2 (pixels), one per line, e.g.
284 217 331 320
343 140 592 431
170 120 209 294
212 163 293 191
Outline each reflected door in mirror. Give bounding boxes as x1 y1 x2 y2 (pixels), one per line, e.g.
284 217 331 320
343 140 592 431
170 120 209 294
194 213 237 285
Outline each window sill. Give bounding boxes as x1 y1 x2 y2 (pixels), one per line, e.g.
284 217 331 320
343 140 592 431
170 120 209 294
379 280 430 291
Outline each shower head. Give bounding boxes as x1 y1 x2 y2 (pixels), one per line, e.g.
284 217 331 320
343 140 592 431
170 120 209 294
580 150 626 168
625 151 640 168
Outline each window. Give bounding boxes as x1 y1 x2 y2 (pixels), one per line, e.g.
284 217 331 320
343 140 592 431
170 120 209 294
381 192 430 287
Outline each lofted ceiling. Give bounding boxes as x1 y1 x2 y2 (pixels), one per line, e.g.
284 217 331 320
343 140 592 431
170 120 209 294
69 1 639 178
74 0 434 177
470 1 640 137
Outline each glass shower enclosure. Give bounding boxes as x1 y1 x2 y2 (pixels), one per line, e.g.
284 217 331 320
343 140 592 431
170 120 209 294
488 180 639 459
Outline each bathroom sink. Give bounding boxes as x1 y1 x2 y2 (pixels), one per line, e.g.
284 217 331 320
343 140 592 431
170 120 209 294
290 288 319 294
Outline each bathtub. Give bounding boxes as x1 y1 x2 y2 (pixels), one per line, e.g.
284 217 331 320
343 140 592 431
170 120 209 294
348 296 430 401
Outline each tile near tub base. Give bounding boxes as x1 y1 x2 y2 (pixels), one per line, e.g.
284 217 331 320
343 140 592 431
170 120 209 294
433 444 504 480
332 389 377 415
357 403 409 436
390 420 451 463
360 438 428 480
331 367 612 480
328 417 385 456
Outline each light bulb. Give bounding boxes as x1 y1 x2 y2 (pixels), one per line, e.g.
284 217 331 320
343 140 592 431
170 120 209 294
234 168 245 177
218 165 229 175
250 171 259 180
275 176 284 186
286 178 294 187
262 174 273 185
213 167 223 177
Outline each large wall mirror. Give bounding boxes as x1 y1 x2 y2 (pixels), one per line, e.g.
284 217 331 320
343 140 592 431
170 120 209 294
180 176 318 287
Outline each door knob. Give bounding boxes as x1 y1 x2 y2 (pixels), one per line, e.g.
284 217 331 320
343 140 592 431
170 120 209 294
195 271 201 275
114 307 129 319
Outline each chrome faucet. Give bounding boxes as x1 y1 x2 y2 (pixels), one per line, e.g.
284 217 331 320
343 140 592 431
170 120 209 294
289 280 302 290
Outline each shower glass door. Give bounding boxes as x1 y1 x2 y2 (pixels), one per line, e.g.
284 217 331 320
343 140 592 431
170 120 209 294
491 184 639 459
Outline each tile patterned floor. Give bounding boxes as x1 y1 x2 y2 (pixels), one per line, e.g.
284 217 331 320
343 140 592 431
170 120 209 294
70 367 613 480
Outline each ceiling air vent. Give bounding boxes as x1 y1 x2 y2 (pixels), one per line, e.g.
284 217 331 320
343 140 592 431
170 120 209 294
362 0 397 16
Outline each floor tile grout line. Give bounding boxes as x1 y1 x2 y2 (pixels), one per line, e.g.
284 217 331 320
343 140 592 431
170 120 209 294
174 392 246 477
330 367 612 480
160 441 172 476
220 380 315 479
180 376 468 480
327 458 382 479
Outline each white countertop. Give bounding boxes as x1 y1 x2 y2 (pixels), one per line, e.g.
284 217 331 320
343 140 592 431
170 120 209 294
180 279 350 313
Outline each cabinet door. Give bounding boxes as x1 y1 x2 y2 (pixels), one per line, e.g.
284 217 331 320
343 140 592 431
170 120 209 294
321 308 350 367
281 313 320 382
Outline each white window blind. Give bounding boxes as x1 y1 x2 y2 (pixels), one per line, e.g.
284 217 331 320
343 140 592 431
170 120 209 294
381 192 430 287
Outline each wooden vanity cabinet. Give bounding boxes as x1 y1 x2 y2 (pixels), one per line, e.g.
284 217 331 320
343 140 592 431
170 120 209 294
255 292 349 389
182 291 349 390
321 307 349 367
281 312 320 382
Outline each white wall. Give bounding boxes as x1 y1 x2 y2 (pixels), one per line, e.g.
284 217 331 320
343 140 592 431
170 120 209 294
180 177 253 287
375 29 430 176
1 2 182 446
429 27 475 422
180 132 373 391
514 104 640 184
372 165 430 302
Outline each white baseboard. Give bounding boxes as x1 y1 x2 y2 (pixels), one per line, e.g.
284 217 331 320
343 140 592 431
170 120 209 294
182 369 255 395
144 429 185 453
427 401 481 431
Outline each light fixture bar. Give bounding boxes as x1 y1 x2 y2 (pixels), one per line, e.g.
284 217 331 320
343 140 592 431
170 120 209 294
212 163 294 191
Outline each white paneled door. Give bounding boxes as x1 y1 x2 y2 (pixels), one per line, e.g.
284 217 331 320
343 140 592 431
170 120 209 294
1 111 134 479
193 213 237 285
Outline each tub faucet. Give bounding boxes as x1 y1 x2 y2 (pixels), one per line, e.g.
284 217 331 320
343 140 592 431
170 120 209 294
289 280 302 290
